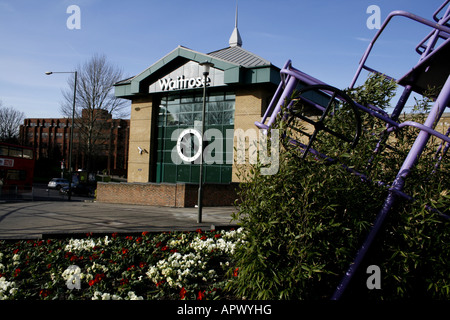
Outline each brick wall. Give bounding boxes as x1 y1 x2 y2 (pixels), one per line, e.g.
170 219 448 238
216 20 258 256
97 182 239 207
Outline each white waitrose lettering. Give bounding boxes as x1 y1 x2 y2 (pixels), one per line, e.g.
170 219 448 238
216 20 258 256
159 75 210 91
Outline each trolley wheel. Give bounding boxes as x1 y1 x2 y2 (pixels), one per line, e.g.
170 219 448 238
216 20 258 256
281 84 362 160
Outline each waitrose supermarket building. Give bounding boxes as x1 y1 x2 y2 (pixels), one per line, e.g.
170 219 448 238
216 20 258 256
97 26 281 207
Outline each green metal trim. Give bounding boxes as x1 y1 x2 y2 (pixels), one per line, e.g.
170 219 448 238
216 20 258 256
115 46 280 98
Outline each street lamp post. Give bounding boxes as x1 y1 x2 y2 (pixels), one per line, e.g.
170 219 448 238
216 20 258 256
45 71 77 201
197 62 214 224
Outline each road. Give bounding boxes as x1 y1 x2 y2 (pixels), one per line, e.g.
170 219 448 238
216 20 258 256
0 183 95 202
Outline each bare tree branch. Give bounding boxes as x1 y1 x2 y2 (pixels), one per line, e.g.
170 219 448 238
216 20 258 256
59 53 129 172
60 53 129 119
0 100 25 143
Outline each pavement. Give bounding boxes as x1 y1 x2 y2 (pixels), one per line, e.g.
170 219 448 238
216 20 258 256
0 200 239 240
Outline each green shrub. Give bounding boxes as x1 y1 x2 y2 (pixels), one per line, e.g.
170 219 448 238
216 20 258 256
228 75 449 300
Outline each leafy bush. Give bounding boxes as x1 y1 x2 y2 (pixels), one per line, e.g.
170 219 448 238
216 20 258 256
229 74 449 300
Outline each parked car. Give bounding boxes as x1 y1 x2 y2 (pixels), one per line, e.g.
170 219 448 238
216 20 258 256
59 183 95 197
47 178 70 190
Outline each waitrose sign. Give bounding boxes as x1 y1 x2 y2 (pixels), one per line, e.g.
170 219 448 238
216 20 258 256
149 61 225 93
158 75 211 91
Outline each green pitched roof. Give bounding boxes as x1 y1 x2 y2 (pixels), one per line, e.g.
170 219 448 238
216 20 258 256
114 45 279 98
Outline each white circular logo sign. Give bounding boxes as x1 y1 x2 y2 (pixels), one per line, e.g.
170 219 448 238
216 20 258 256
176 128 203 162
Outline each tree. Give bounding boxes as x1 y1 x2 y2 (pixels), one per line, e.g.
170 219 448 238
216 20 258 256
0 100 25 143
228 74 449 300
60 54 129 172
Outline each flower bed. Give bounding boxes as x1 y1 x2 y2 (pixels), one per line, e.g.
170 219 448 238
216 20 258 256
0 228 244 300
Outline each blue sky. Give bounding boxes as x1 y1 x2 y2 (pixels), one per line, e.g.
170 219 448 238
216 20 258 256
0 0 445 118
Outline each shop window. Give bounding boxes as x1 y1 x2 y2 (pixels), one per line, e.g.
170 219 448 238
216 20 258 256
156 90 235 184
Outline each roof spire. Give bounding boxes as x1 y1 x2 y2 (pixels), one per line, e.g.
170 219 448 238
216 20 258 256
229 3 242 47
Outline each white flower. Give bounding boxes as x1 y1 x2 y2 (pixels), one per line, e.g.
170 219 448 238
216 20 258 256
92 291 103 300
101 293 111 300
62 265 83 289
103 235 111 246
65 238 97 252
0 277 17 300
86 262 108 274
12 254 20 266
127 291 143 300
92 291 123 300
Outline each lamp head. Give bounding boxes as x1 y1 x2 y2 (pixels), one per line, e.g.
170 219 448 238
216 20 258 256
199 62 214 76
45 71 53 75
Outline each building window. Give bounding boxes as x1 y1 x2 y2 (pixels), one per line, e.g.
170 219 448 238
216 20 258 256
6 169 26 181
156 91 235 184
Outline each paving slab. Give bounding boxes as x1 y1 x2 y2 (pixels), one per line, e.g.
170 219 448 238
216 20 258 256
0 200 239 239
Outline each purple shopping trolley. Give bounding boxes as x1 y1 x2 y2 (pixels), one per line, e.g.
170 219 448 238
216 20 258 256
256 1 450 299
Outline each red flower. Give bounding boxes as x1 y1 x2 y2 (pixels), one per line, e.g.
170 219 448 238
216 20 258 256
139 262 146 268
89 273 106 286
142 231 149 236
14 268 21 277
214 234 221 239
155 280 164 287
180 287 187 300
33 241 41 247
201 235 207 240
13 249 19 254
39 289 51 298
161 246 168 251
121 248 128 255
196 228 203 234
233 267 239 277
197 290 205 300
89 254 99 261
120 278 129 286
